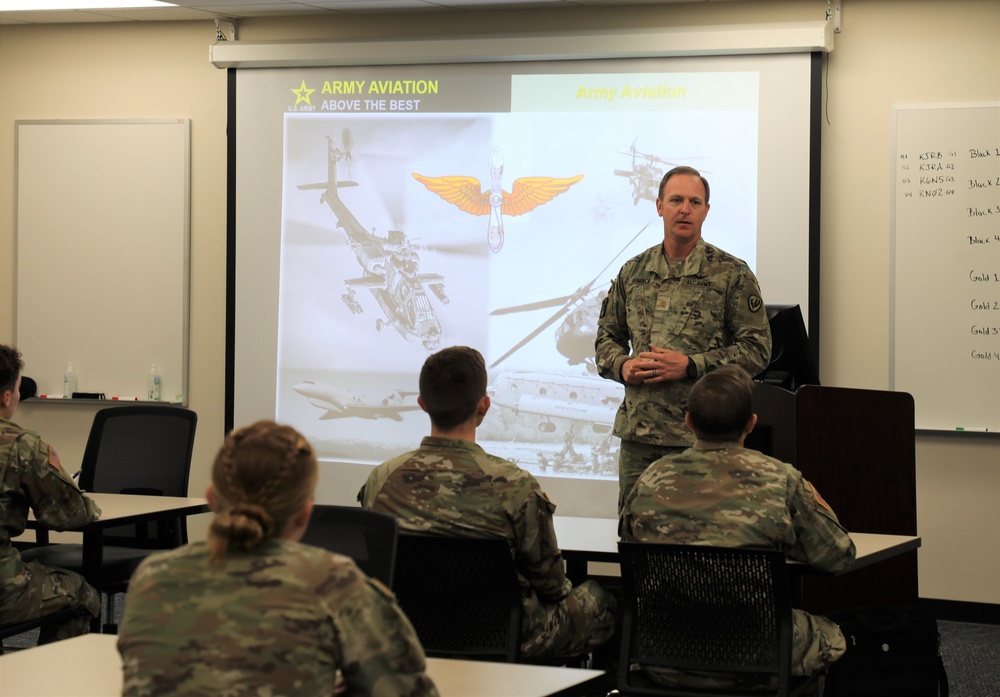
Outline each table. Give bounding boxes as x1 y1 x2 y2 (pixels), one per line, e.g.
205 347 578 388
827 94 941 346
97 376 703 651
27 492 209 632
553 515 922 583
0 634 606 697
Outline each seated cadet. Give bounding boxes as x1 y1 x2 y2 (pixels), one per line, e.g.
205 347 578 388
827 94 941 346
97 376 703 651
118 420 438 697
359 345 618 661
0 344 101 643
620 364 856 691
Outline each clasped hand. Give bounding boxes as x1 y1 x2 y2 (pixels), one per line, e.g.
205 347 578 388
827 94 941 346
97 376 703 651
621 344 689 385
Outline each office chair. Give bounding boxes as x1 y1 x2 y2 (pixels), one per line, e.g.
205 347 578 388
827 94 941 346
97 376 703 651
299 504 398 587
392 533 522 662
21 405 198 631
0 607 77 654
615 542 819 697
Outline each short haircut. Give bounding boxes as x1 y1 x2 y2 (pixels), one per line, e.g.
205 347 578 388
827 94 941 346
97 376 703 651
419 346 487 431
657 165 711 204
0 344 24 394
685 364 754 442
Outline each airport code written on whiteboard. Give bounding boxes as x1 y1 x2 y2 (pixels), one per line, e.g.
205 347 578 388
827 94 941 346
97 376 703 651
897 141 1000 361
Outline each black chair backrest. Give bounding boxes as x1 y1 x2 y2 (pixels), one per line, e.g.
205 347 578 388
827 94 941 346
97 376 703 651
80 406 197 548
618 542 794 696
299 505 398 587
0 607 78 654
393 533 522 662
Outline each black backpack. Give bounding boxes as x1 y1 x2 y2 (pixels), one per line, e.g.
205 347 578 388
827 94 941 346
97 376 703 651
824 606 948 697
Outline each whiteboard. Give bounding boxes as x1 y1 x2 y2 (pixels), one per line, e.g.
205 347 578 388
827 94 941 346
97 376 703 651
15 120 190 404
891 104 1000 432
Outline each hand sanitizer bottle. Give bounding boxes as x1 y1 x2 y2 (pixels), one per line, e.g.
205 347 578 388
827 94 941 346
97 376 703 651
147 364 161 402
63 363 77 398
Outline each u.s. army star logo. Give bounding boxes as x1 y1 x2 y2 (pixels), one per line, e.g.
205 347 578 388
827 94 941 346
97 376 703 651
748 295 763 313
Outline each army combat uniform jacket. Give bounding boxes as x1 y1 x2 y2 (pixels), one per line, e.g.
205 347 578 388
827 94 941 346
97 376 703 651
0 418 100 640
621 441 857 686
360 436 617 660
117 540 438 697
596 239 772 447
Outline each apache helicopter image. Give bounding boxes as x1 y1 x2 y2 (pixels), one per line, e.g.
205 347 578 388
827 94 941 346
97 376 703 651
412 147 584 253
613 138 692 206
489 223 651 372
293 380 420 421
298 133 449 351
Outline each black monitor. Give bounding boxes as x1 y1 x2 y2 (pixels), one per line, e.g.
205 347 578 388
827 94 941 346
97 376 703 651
755 304 819 392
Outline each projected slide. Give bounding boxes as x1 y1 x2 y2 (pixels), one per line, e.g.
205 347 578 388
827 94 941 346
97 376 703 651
273 69 760 480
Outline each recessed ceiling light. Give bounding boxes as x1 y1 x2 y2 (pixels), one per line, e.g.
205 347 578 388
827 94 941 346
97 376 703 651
0 1 176 10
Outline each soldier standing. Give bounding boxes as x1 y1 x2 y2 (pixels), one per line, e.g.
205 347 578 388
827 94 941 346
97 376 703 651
621 364 855 691
595 166 772 512
0 344 101 642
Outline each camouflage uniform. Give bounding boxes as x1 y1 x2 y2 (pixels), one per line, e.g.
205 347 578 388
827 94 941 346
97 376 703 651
359 436 618 661
595 239 772 508
0 418 101 643
620 440 857 689
117 539 438 697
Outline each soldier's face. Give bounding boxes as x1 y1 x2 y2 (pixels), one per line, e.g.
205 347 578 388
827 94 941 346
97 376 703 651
656 174 710 246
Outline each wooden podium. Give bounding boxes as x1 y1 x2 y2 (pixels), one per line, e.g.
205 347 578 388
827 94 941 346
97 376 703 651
746 383 918 612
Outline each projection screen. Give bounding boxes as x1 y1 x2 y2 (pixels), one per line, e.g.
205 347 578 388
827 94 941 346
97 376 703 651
229 51 820 518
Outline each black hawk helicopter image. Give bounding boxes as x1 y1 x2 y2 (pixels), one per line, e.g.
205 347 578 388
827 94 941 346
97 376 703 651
298 132 449 351
489 222 652 372
613 138 696 206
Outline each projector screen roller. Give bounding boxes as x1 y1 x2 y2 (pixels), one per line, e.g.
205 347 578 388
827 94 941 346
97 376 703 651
230 52 819 517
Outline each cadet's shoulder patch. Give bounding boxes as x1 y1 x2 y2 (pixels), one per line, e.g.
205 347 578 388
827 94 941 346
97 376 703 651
47 445 63 472
599 295 609 318
807 480 832 512
748 295 763 313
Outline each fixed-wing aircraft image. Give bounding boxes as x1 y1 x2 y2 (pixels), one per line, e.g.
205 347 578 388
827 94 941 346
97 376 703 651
412 147 584 253
294 380 421 421
298 133 450 351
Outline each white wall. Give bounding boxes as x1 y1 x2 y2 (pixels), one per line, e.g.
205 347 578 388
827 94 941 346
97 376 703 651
1 0 997 605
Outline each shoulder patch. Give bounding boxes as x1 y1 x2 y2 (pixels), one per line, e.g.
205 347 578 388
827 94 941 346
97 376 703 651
47 445 63 472
807 481 832 512
748 295 763 313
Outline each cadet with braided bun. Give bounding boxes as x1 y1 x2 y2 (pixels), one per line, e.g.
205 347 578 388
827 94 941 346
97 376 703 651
118 420 438 697
206 421 316 560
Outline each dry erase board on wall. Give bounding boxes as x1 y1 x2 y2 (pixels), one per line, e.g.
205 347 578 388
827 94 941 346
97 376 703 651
15 119 190 404
891 103 1000 432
